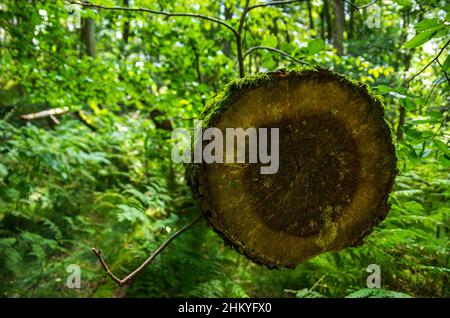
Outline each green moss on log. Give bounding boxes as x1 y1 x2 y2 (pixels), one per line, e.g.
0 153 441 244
188 67 397 268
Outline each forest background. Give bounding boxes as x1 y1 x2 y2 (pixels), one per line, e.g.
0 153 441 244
0 0 448 297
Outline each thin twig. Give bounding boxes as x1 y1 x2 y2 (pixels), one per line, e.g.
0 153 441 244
436 59 450 85
402 38 450 87
91 248 122 285
431 113 449 138
244 46 310 65
67 0 238 37
92 214 203 286
344 0 378 11
49 114 60 125
247 0 306 11
68 0 309 78
409 77 443 112
238 1 309 76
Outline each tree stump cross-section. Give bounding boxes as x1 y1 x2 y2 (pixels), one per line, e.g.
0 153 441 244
188 67 397 268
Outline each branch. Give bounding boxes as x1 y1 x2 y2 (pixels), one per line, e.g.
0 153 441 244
248 0 306 12
68 0 310 79
344 0 378 11
75 110 97 131
67 0 238 37
20 107 70 120
236 1 306 77
244 46 310 65
20 107 97 131
436 59 450 85
431 113 449 138
401 38 450 87
92 214 203 286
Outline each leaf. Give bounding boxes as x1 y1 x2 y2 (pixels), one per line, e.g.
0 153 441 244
376 85 393 93
405 128 422 140
265 35 278 48
404 29 440 49
116 204 149 225
432 140 449 154
78 151 110 164
346 288 412 298
400 97 416 111
414 18 443 32
442 55 450 72
261 56 277 70
395 0 413 7
307 39 325 55
295 288 325 298
0 163 8 179
389 91 406 99
434 27 450 38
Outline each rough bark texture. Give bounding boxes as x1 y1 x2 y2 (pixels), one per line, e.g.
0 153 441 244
188 68 397 268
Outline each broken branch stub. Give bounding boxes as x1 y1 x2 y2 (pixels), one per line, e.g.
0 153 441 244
188 68 397 268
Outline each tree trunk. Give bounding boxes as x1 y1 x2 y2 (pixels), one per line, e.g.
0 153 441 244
348 4 355 40
323 0 332 42
223 2 233 57
123 0 130 45
306 0 314 30
81 17 96 57
332 0 344 55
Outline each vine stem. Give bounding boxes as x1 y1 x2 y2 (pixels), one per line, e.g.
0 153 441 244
92 214 203 286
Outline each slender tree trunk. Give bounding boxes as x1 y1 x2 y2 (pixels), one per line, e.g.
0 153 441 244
81 17 96 57
323 0 332 42
320 2 325 39
348 4 355 40
396 13 409 140
190 40 203 84
397 11 423 140
123 0 130 45
306 0 314 30
282 18 291 43
332 0 344 55
223 2 233 57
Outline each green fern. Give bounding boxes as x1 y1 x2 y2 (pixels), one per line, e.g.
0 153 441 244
346 288 412 298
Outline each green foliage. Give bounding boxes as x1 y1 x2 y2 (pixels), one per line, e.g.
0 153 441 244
0 0 449 298
346 288 412 298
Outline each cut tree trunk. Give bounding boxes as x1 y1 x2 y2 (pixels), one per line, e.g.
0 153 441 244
188 68 397 268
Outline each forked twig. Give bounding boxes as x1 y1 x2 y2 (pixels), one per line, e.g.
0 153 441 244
92 214 203 286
